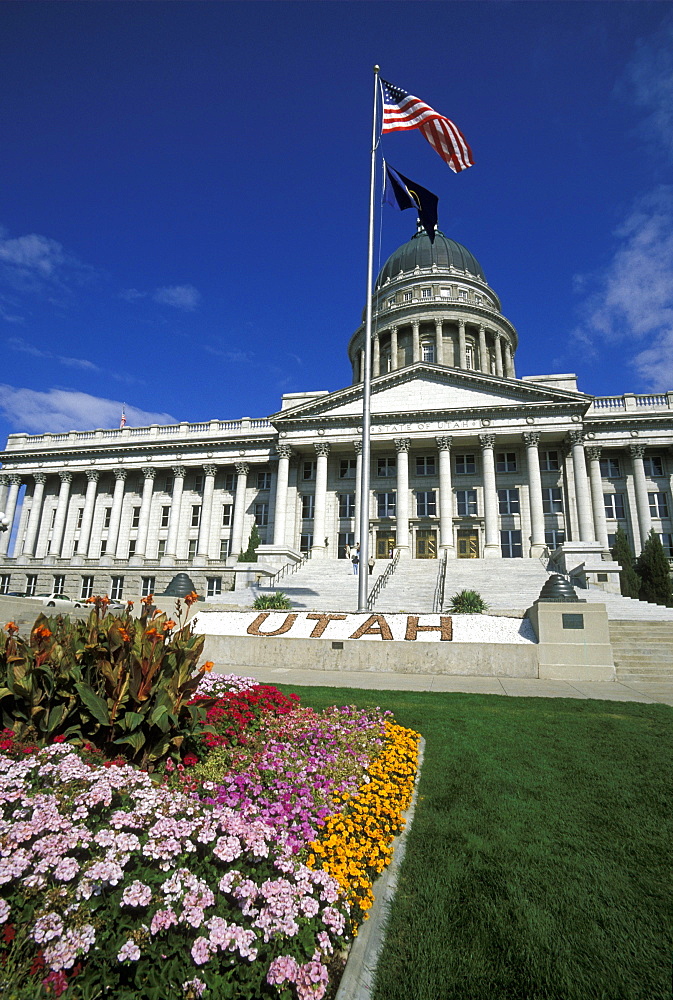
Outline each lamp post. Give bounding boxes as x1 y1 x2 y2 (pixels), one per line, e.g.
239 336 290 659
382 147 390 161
0 512 9 533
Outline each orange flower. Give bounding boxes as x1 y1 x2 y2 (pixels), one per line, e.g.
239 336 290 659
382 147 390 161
162 620 176 632
144 627 159 638
4 622 19 635
33 625 52 641
203 661 214 673
184 591 200 607
141 594 154 606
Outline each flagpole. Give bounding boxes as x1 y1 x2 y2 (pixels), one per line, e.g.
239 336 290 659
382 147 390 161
357 64 380 613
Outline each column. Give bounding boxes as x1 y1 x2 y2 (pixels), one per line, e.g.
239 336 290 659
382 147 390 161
0 475 8 515
523 431 546 556
134 467 156 559
0 476 21 556
629 443 652 546
436 436 455 556
390 327 398 371
311 443 330 557
494 333 504 377
196 465 217 559
458 321 467 369
359 348 365 383
229 462 249 559
22 473 47 556
107 469 127 557
50 471 73 557
272 446 293 546
412 321 420 363
353 441 362 543
478 325 488 373
585 446 610 551
78 471 99 556
394 438 411 555
568 430 595 542
504 340 515 378
434 319 444 365
164 465 186 558
479 434 500 557
373 334 380 378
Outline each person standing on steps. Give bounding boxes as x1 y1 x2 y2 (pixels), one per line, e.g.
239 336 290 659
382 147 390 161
352 543 360 575
368 555 375 576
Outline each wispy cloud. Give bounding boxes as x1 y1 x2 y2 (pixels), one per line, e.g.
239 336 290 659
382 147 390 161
7 335 102 373
203 345 254 364
623 18 673 160
0 385 176 435
153 284 201 311
0 225 94 298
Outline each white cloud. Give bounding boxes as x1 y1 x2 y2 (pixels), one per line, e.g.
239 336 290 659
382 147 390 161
0 385 176 434
153 284 201 311
624 18 673 160
6 336 102 374
119 287 147 302
0 226 93 296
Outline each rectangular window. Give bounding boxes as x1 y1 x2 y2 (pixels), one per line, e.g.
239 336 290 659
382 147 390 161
496 452 517 473
604 493 626 519
207 577 222 597
421 287 432 299
0 574 10 595
255 502 269 526
501 529 523 558
191 505 201 528
193 474 203 494
403 291 412 302
416 491 437 517
338 532 355 559
600 457 621 479
164 476 174 494
339 459 356 479
377 457 395 478
161 506 170 528
540 450 560 472
644 456 664 477
545 529 566 549
498 488 520 514
465 345 474 369
416 456 436 476
660 533 673 558
542 487 563 514
131 506 141 528
103 507 112 528
219 539 230 561
455 454 476 475
377 492 396 518
301 495 315 520
458 289 467 301
456 490 478 516
222 504 232 527
99 539 107 557
422 343 435 363
76 508 84 529
110 576 124 601
300 533 313 553
141 576 155 597
223 473 235 492
188 539 197 559
157 539 166 558
80 576 94 599
649 492 669 518
128 539 136 558
339 494 356 518
25 575 37 597
302 461 316 481
50 508 57 527
257 471 272 490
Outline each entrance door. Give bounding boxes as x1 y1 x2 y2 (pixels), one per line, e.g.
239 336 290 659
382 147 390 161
376 531 396 559
415 529 437 559
456 529 479 558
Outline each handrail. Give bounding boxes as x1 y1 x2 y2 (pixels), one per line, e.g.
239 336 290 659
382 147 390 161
267 552 310 588
367 548 401 611
433 550 448 613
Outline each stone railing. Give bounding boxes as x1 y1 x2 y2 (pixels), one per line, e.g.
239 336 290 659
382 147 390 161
591 393 673 412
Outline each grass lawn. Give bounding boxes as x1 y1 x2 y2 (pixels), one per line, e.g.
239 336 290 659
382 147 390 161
277 686 673 1000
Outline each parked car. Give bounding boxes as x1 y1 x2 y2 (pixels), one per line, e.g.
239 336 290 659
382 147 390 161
41 594 86 609
2 591 30 598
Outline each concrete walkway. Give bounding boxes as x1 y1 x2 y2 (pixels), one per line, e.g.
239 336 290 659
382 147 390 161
213 663 673 706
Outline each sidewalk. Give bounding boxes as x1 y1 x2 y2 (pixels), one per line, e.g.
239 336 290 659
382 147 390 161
212 663 673 706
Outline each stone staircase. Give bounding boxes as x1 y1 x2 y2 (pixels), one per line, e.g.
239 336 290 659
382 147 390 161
256 559 386 612
440 560 549 613
369 560 441 613
609 621 673 681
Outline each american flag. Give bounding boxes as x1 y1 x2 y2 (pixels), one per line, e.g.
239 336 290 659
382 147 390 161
380 79 473 174
119 406 126 429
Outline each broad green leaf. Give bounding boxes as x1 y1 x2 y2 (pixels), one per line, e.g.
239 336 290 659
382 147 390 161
74 682 111 726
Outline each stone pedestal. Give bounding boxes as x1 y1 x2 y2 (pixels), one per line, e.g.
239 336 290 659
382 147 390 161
527 600 615 681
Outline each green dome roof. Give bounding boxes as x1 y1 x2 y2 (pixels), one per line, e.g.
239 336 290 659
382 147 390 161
376 230 485 286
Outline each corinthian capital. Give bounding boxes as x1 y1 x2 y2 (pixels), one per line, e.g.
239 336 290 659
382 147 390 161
276 445 294 461
394 437 410 453
522 431 541 448
314 443 331 458
585 446 602 462
435 435 452 452
235 462 249 476
629 443 646 460
567 429 585 447
479 434 496 450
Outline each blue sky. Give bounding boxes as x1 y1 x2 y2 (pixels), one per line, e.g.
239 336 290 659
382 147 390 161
1 1 672 443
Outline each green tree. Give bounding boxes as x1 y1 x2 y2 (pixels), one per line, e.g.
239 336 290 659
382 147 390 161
238 523 261 562
636 529 673 607
610 525 641 599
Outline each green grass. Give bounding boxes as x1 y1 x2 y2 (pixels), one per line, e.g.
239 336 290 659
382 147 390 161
276 686 673 1000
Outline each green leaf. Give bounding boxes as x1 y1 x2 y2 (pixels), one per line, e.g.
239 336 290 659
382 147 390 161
113 730 145 751
117 710 144 732
74 682 111 726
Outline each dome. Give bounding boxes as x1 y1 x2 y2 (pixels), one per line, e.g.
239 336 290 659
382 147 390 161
376 229 485 287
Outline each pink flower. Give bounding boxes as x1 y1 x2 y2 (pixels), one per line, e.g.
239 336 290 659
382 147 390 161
121 880 152 907
190 936 212 966
117 938 141 962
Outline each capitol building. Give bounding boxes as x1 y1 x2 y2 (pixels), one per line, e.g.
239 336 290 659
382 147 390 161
1 226 672 602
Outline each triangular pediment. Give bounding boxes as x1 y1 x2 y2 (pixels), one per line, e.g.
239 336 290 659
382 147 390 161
270 364 591 424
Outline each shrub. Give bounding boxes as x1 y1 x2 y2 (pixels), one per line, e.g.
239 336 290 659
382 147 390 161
238 524 261 562
253 592 292 610
636 529 673 607
446 589 489 614
611 525 641 599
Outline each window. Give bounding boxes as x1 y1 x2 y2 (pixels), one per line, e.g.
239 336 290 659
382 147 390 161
110 576 124 601
600 457 620 479
257 471 272 490
644 456 664 477
80 576 94 599
377 457 395 477
422 342 435 363
649 492 669 518
542 487 563 514
128 540 136 558
498 489 520 514
222 504 232 527
301 495 315 520
403 291 412 302
25 575 38 597
0 574 10 595
496 452 517 473
302 461 316 481
540 450 560 472
191 505 201 528
339 494 355 518
219 539 230 561
338 532 355 559
604 493 626 519
255 503 269 526
416 456 436 476
207 577 222 597
131 506 141 528
545 529 566 549
76 508 84 529
193 474 203 494
422 287 432 299
161 506 170 528
475 294 482 305
141 576 155 597
416 491 437 516
660 534 673 558
99 539 107 556
388 296 396 307
458 289 467 301
465 344 474 369
103 507 112 528
456 490 478 516
163 475 174 494
157 539 166 558
339 459 356 479
50 509 57 528
300 533 313 553
455 454 476 475
188 539 197 559
223 473 235 492
377 493 396 517
501 530 522 558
